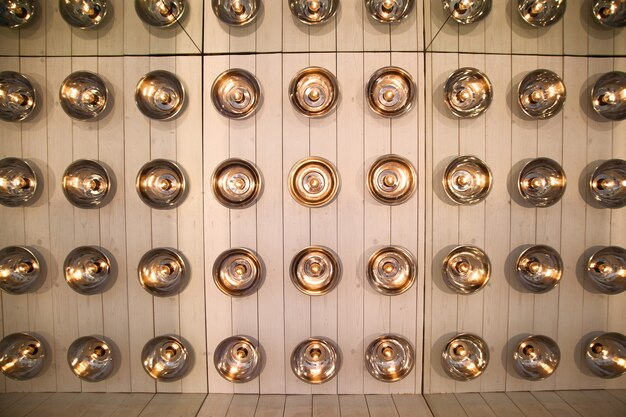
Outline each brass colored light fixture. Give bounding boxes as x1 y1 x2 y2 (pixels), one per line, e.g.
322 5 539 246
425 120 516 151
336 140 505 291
366 67 416 118
138 248 186 296
444 67 493 118
0 246 41 294
135 0 185 27
64 246 112 295
585 332 626 378
289 0 338 25
0 157 38 207
443 155 492 205
288 157 339 208
513 335 560 380
67 336 114 382
368 154 417 205
517 0 565 27
0 0 36 28
135 70 185 120
213 247 264 297
214 335 263 383
59 71 108 120
586 246 626 294
442 245 490 294
517 157 566 207
136 159 187 209
442 0 491 24
591 71 626 121
59 0 108 29
211 69 261 119
442 333 489 381
0 71 36 122
516 245 563 293
291 337 341 384
212 0 259 26
211 158 263 209
367 246 416 295
592 0 626 27
290 245 341 295
518 69 566 119
289 67 339 118
0 332 45 380
62 159 111 208
365 0 414 23
589 159 626 209
142 335 189 381
365 334 414 382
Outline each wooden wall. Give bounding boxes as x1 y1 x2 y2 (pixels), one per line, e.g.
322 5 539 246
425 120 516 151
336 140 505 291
0 0 624 394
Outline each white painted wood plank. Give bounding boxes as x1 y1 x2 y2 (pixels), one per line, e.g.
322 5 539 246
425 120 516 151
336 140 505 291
283 0 309 52
256 0 282 53
109 394 155 417
256 53 286 395
363 10 390 52
175 0 203 54
204 55 233 394
339 395 370 417
0 26 19 55
225 394 259 417
484 0 510 54
367 395 399 417
392 394 433 417
18 0 46 56
480 393 524 417
531 391 582 417
506 392 552 417
0 392 52 417
203 0 229 53
284 395 313 417
427 2 458 52
97 0 124 56
282 53 312 395
176 56 207 394
581 390 626 417
138 393 206 417
123 0 149 55
390 1 419 52
556 390 617 417
457 15 484 54
563 0 588 55
45 0 71 56
312 394 340 417
228 17 257 53
425 394 468 417
196 394 233 417
123 56 156 393
336 52 365 395
254 394 286 417
0 393 27 412
71 19 98 56
337 0 364 51
607 390 626 405
309 15 336 52
97 56 131 393
24 393 80 417
587 11 614 56
455 393 496 417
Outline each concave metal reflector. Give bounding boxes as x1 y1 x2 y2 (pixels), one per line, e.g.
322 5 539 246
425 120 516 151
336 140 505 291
135 0 185 27
289 0 338 25
290 245 341 295
135 70 185 120
211 69 261 119
0 157 38 207
516 245 563 293
64 246 112 295
443 155 492 205
365 0 414 23
366 66 416 118
136 159 187 209
142 335 189 381
589 159 626 208
591 71 626 121
585 332 626 378
365 334 414 382
213 247 264 297
442 0 491 24
442 333 489 381
0 71 36 122
368 154 417 205
67 336 114 382
444 67 493 118
513 335 560 380
138 247 186 296
59 0 108 29
0 332 45 380
517 0 565 27
62 159 111 208
517 157 566 207
367 246 416 295
291 337 341 384
518 69 566 119
592 0 626 28
59 71 108 120
289 67 339 118
0 0 36 28
214 335 263 383
0 246 41 294
587 246 626 295
288 157 339 208
442 245 490 294
212 0 258 26
211 158 263 209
